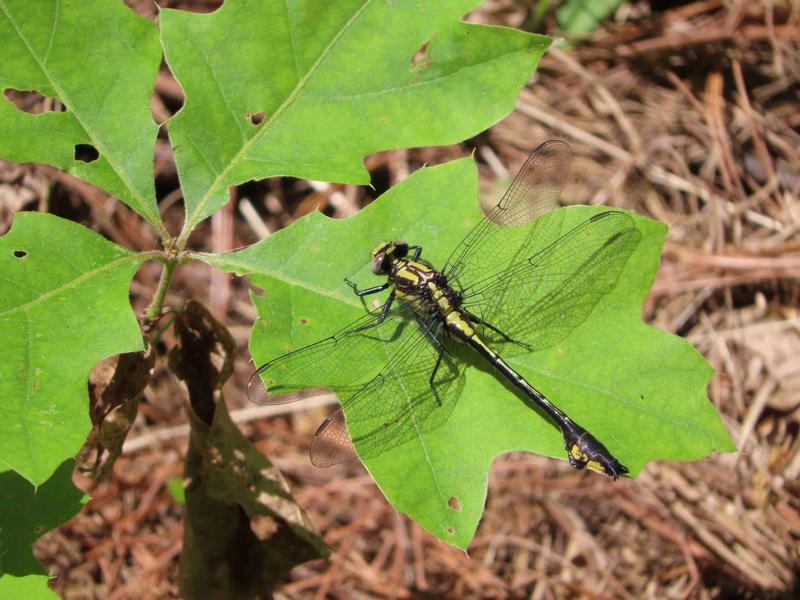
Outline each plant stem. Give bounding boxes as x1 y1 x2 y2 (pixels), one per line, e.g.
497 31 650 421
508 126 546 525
144 258 178 322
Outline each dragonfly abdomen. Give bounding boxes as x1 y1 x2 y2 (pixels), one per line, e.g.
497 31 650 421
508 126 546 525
460 329 629 480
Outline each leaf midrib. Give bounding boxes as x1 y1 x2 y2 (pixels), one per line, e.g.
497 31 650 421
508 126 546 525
177 0 376 243
201 253 363 310
0 1 162 233
0 252 155 319
514 355 714 440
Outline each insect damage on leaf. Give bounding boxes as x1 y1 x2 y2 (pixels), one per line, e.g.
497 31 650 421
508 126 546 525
3 88 68 114
411 39 433 70
74 144 100 163
246 111 265 126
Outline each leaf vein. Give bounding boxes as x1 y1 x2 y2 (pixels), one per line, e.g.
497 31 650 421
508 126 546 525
283 0 300 79
519 360 712 438
0 1 161 229
42 0 58 65
0 252 152 319
307 52 523 101
179 0 376 241
203 253 362 310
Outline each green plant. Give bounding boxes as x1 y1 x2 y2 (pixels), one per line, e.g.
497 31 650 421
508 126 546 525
0 0 733 594
556 0 624 34
211 158 734 545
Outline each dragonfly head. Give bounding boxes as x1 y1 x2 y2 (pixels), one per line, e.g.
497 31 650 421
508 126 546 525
371 240 408 274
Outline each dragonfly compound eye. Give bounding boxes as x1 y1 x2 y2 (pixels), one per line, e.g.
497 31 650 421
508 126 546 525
371 252 387 274
371 242 395 274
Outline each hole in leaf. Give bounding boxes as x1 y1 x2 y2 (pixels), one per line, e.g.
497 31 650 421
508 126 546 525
74 144 99 163
447 496 461 511
4 88 67 114
250 514 278 540
299 318 309 325
411 37 433 69
13 249 27 258
247 111 265 126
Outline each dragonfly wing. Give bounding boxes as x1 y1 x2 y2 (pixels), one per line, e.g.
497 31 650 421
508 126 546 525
444 140 572 288
460 211 641 354
309 409 358 467
311 326 466 466
248 300 417 405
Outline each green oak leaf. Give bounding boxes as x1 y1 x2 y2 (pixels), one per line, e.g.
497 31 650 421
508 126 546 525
0 213 149 485
0 459 87 577
203 156 735 548
0 0 164 235
159 0 550 239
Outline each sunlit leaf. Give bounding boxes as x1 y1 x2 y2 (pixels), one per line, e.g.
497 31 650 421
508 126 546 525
205 156 735 547
160 0 550 236
0 0 164 233
0 213 147 484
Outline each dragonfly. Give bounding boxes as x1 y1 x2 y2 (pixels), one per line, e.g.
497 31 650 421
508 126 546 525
248 140 641 479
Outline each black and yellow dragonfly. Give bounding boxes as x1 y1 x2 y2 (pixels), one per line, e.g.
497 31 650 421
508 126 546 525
248 141 641 479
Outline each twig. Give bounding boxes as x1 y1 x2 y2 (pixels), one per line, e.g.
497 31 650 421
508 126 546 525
143 257 177 323
122 394 337 454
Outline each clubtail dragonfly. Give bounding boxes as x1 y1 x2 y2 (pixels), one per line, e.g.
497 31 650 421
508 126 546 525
248 141 641 479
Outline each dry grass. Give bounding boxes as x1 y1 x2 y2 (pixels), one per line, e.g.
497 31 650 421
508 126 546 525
2 1 798 598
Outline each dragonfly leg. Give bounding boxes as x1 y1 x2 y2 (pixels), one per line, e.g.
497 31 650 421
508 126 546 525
346 279 394 321
408 245 422 260
350 291 396 332
462 309 532 351
415 315 446 406
377 291 396 324
429 350 445 407
345 278 391 297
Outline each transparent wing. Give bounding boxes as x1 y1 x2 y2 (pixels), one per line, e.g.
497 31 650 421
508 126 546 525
249 301 466 467
248 301 417 405
460 211 641 354
309 328 465 466
443 140 572 289
308 409 358 468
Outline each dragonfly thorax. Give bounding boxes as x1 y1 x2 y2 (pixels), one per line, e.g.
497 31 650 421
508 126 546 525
391 258 461 321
